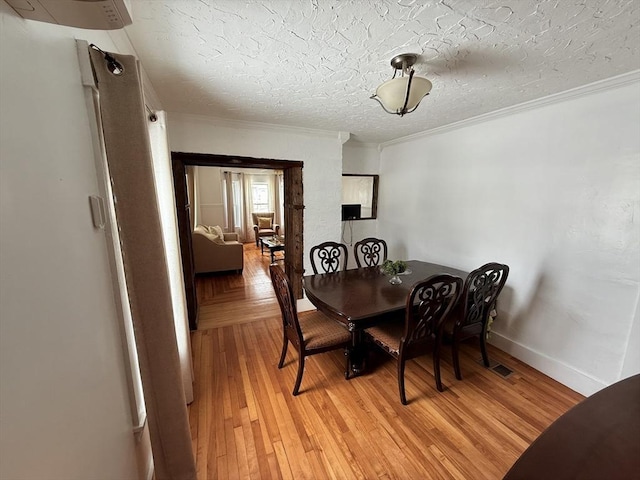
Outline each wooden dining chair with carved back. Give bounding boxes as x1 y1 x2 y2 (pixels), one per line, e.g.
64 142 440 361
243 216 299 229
354 237 388 268
269 265 352 396
443 262 509 380
310 241 349 274
364 274 463 404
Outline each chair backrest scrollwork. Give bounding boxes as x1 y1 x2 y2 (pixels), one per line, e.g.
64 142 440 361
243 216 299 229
310 242 349 274
461 262 509 328
354 237 388 268
403 274 463 351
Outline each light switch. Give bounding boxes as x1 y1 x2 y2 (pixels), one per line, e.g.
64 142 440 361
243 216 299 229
89 195 106 229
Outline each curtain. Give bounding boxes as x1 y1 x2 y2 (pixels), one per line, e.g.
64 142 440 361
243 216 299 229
275 171 284 235
147 111 193 404
192 166 201 227
89 47 196 480
186 166 196 231
222 171 249 241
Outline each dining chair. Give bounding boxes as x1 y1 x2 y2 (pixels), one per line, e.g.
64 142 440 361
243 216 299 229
310 241 349 274
269 264 352 396
354 237 388 267
364 274 463 404
443 262 510 380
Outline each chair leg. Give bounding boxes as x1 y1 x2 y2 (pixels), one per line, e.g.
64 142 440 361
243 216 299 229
480 332 490 367
292 355 305 396
398 358 407 405
433 343 444 392
278 336 288 368
452 336 462 381
344 348 351 380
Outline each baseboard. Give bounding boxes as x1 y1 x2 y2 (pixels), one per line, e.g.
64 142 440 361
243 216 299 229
297 297 316 313
489 332 608 397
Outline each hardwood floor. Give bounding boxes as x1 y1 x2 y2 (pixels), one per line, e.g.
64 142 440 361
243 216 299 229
190 245 584 479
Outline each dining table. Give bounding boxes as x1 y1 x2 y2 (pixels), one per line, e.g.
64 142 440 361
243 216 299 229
303 260 468 374
502 374 640 479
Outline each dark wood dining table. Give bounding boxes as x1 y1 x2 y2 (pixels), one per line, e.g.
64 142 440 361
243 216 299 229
304 260 468 330
503 373 640 479
303 260 468 373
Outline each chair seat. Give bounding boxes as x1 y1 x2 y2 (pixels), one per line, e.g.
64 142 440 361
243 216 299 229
300 311 351 350
365 321 404 355
258 229 278 236
442 315 482 338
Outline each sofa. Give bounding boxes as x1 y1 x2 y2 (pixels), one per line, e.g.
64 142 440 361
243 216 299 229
192 225 244 274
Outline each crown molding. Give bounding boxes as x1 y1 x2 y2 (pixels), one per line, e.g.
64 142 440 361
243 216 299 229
380 70 640 149
168 112 344 141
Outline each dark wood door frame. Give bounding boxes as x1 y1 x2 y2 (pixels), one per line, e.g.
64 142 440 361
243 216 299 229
171 151 304 330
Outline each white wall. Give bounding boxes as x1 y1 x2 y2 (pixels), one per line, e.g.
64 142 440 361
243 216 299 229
167 114 345 276
342 142 380 267
378 75 640 396
0 5 150 479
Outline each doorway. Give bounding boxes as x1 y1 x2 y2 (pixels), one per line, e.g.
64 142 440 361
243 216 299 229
171 152 304 330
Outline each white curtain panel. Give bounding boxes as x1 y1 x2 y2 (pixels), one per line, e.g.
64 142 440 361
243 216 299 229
147 111 194 404
222 171 248 241
275 171 284 235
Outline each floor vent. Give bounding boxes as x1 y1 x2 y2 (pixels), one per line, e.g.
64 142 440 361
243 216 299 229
476 358 514 378
491 363 514 378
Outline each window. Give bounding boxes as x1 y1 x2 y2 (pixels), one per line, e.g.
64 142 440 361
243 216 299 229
251 182 269 213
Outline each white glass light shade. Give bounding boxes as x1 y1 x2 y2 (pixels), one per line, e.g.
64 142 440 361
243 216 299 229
373 75 432 114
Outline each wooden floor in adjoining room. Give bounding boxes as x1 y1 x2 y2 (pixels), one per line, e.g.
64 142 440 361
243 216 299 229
190 243 584 479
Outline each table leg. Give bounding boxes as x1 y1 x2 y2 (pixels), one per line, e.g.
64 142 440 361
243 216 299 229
260 241 264 255
270 249 275 263
348 330 365 376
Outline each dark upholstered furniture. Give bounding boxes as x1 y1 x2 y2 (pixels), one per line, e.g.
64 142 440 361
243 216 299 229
269 265 351 396
443 262 509 380
310 241 349 274
365 274 463 404
252 212 280 246
354 237 388 267
504 374 640 479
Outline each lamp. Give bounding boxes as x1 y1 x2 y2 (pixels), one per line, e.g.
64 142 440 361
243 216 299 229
370 53 432 116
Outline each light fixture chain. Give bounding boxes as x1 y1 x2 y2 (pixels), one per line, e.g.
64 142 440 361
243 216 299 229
401 69 415 116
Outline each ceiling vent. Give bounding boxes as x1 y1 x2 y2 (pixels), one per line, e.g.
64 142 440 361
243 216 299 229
6 0 132 30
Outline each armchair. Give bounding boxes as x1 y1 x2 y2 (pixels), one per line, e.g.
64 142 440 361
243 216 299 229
252 212 280 246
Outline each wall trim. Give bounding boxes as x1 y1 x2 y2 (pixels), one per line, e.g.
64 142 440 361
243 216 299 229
297 296 316 313
169 111 343 140
489 332 608 397
380 69 640 148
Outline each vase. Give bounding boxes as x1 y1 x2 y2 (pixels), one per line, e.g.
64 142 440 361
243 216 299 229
389 275 402 285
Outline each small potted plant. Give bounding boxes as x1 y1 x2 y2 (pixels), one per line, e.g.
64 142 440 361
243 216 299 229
381 260 408 285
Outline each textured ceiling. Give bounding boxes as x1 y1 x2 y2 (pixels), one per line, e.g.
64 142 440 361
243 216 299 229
125 0 640 143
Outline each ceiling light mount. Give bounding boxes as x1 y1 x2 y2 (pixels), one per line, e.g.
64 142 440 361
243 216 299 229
371 53 432 117
389 53 418 71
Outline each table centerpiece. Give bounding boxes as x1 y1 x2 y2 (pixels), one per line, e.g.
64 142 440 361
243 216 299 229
381 259 409 285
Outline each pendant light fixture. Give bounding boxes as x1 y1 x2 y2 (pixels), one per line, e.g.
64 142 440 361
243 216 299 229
370 53 432 116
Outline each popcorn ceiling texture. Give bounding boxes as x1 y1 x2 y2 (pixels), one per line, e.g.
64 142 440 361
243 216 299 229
126 0 640 143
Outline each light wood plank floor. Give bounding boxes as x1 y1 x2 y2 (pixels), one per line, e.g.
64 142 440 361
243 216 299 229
191 244 584 479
